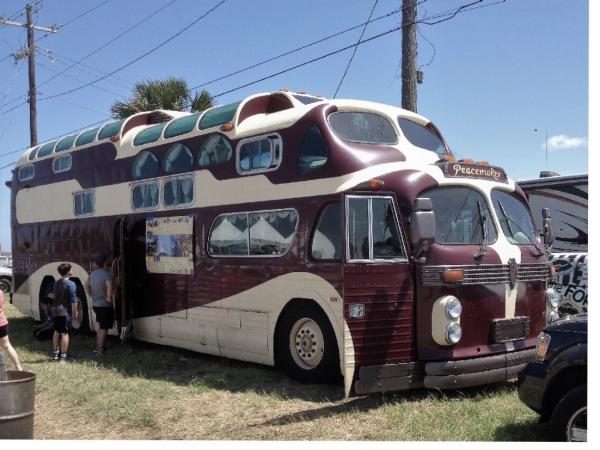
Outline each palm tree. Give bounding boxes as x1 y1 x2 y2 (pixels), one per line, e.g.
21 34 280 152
111 77 214 119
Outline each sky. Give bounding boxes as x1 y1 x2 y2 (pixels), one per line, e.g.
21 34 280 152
0 0 590 252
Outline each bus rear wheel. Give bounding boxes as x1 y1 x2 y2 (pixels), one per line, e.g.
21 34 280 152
276 302 340 383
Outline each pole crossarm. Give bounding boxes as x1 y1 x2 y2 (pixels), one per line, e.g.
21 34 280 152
0 17 57 32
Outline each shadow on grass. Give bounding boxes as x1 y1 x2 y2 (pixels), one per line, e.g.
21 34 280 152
493 419 549 441
9 313 523 411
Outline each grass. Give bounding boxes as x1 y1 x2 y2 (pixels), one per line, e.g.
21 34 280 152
3 302 548 440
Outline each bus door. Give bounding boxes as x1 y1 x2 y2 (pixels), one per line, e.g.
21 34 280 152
114 218 133 339
343 195 415 372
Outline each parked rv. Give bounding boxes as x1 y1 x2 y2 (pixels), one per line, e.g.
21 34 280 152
9 90 556 395
518 173 588 315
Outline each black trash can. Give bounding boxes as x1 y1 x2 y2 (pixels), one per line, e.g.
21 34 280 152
0 370 36 439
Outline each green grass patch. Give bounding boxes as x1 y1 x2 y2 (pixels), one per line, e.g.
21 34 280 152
3 302 546 440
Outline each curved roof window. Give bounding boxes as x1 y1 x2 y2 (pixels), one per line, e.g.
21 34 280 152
27 146 40 161
36 140 58 158
397 118 447 156
328 111 397 145
297 125 329 173
133 123 166 146
97 119 124 140
198 134 232 167
132 151 159 179
164 143 193 174
75 127 100 147
164 113 200 139
199 101 240 130
55 134 77 152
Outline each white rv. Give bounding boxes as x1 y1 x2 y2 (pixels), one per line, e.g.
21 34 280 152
519 173 588 315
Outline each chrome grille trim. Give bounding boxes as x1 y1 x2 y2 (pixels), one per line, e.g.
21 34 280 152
421 262 550 286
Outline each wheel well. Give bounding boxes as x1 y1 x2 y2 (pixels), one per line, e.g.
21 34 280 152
541 365 587 421
273 298 333 366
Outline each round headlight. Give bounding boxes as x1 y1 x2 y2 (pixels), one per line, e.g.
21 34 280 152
445 296 462 319
547 310 560 324
446 322 462 344
545 288 560 309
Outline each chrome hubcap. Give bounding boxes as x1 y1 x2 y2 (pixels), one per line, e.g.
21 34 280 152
567 406 587 442
289 318 324 369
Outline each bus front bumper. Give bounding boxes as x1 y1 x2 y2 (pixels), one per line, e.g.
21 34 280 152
423 348 537 390
353 348 536 394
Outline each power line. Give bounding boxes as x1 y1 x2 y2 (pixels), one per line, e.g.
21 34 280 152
0 0 225 115
35 0 226 103
186 0 504 102
36 0 113 42
36 59 128 100
33 0 176 92
333 0 380 99
189 4 417 91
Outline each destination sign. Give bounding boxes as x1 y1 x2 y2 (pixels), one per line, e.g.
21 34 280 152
440 162 508 183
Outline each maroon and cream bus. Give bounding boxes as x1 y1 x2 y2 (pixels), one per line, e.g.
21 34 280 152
8 90 558 396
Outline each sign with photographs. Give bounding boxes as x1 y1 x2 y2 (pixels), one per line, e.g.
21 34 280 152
145 215 194 275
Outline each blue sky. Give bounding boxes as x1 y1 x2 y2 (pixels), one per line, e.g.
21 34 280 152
0 0 589 252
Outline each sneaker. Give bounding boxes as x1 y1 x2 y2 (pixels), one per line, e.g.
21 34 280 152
52 352 60 362
92 349 104 357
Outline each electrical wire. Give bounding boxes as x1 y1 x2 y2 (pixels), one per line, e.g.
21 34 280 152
35 0 226 103
190 2 428 91
333 0 379 99
36 0 114 42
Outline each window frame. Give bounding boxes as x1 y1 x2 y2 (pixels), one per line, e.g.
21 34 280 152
207 207 299 258
345 195 408 263
18 164 35 182
162 174 195 209
131 179 161 211
52 154 72 174
296 124 330 174
235 133 283 175
73 189 96 217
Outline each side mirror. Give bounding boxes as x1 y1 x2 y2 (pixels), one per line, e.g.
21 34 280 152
542 208 554 249
410 198 436 247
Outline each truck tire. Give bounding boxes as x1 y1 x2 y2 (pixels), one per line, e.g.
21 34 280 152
0 277 11 294
549 384 587 442
276 302 340 383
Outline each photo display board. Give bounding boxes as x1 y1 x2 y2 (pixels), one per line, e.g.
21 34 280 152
145 215 194 275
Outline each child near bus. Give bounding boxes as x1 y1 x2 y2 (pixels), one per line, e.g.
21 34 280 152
0 290 23 371
32 294 54 340
52 263 79 362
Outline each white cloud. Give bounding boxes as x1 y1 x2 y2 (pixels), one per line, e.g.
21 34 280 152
544 134 587 151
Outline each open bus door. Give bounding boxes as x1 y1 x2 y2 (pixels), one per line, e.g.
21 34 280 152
114 218 133 341
343 194 416 396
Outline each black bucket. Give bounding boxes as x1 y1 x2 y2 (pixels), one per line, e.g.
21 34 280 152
0 370 36 439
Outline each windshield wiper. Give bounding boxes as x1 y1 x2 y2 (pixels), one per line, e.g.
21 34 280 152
473 200 488 259
497 200 544 256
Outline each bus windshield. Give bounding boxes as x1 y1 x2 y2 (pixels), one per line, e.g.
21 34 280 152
491 189 538 245
328 111 398 145
423 187 497 245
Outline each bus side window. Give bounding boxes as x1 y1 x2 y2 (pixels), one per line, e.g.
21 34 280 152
236 134 282 175
198 134 233 167
74 190 95 216
297 125 329 173
311 202 341 260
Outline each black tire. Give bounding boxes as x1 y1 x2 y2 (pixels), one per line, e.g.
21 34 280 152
549 384 587 442
276 302 340 383
0 277 11 294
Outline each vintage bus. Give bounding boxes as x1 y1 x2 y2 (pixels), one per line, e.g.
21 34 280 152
8 90 557 396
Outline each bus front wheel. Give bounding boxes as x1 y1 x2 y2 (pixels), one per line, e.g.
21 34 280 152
276 302 340 383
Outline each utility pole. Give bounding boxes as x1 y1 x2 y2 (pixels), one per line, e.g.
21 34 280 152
1 4 57 146
401 0 418 112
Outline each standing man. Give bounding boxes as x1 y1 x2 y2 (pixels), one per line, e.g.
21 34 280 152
52 263 78 362
85 254 114 355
